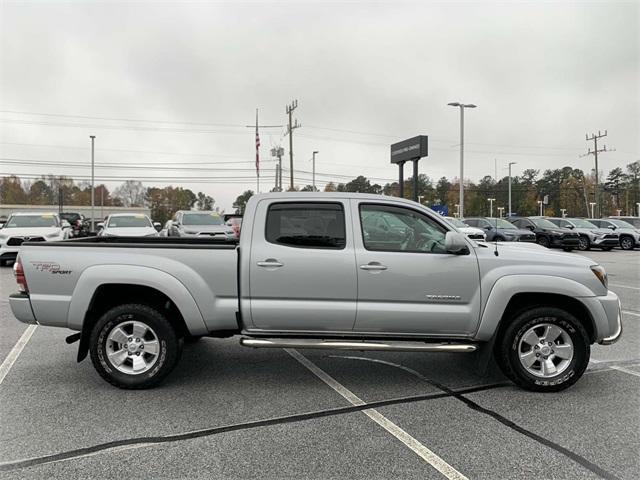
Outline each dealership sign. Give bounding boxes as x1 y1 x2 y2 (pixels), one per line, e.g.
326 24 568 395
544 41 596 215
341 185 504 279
390 135 429 164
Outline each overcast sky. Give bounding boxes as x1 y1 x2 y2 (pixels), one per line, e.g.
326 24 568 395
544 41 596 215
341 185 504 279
1 0 638 211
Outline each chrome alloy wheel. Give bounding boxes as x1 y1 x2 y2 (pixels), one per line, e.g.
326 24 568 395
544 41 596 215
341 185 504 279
105 320 160 375
518 323 574 378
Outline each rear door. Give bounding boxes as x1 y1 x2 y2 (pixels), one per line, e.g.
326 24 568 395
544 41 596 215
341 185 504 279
248 200 357 332
352 200 481 336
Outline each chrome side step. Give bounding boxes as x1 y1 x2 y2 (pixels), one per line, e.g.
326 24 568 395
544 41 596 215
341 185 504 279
240 337 477 352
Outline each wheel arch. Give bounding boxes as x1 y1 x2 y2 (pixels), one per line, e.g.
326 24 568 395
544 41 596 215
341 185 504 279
69 265 208 361
475 275 598 344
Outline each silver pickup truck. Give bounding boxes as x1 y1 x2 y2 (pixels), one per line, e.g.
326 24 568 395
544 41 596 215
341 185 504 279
9 193 622 391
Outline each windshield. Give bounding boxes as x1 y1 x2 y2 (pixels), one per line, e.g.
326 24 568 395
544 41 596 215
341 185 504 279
107 215 152 228
532 218 559 229
182 213 223 225
5 214 58 228
445 217 467 228
487 218 517 229
609 219 634 229
569 219 597 228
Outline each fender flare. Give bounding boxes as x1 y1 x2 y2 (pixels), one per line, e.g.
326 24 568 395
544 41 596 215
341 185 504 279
68 264 208 335
474 274 596 341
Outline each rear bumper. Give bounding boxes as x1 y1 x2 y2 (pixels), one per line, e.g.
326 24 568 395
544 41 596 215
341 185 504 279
9 293 38 325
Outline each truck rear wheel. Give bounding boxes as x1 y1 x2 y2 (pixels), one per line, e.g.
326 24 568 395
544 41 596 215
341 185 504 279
495 307 590 392
89 304 182 389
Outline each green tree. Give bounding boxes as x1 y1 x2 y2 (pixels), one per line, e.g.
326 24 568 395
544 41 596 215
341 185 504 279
233 190 254 214
0 176 27 204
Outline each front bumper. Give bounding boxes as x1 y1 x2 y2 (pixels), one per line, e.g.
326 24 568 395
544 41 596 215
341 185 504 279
9 293 38 325
598 294 622 345
0 245 19 263
592 237 619 247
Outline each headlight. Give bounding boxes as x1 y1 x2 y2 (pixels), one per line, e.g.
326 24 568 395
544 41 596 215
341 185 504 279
184 230 198 234
46 231 62 238
0 234 7 241
590 265 608 289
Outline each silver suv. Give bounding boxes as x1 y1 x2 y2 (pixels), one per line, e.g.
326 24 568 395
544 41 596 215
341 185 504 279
547 218 618 251
588 218 640 250
168 210 236 239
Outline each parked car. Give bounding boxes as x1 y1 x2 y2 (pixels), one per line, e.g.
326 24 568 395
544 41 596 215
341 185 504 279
588 218 640 250
0 216 7 229
508 216 579 251
444 217 486 241
607 216 640 229
158 220 172 237
99 213 158 237
463 217 536 242
546 218 618 251
9 193 621 392
168 211 235 239
0 212 70 266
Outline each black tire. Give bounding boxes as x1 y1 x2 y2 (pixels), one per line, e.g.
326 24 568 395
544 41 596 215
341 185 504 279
89 304 182 389
495 307 590 392
620 235 634 250
537 236 550 248
577 236 590 251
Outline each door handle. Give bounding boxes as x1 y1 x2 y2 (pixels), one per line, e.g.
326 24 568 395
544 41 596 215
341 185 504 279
359 263 387 271
257 259 284 268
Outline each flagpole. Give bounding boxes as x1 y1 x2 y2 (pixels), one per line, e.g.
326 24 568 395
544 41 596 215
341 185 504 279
255 108 260 193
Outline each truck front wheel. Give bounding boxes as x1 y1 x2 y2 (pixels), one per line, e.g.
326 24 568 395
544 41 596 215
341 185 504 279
495 307 590 392
89 304 182 389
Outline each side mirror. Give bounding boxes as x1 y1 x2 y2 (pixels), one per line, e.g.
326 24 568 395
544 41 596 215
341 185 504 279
153 222 162 231
171 221 180 227
61 220 71 229
566 224 574 229
484 225 492 231
445 231 470 255
527 225 535 231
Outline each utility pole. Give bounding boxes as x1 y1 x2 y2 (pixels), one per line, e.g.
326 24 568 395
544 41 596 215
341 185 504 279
90 135 95 232
583 130 613 218
508 162 517 217
312 151 319 191
286 100 301 190
488 198 495 217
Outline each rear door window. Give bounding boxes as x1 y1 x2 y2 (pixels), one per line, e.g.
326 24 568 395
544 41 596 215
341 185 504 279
265 202 346 249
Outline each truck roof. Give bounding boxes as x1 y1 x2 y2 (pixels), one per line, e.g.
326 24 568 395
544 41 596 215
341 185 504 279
249 192 422 205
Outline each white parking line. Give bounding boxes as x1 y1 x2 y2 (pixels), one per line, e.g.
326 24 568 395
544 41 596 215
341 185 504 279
589 358 640 378
285 348 468 480
610 284 640 291
0 325 37 385
622 310 640 317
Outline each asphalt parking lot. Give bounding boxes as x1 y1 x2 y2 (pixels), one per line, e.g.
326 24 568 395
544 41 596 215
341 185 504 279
0 250 638 480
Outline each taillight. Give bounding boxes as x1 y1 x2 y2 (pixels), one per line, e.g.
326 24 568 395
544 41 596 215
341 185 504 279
13 258 28 294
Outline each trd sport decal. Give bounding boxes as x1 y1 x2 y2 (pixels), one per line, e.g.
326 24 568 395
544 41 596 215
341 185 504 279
30 262 73 275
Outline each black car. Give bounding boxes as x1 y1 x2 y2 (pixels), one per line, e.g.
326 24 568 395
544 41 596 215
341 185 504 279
462 217 537 242
508 217 579 250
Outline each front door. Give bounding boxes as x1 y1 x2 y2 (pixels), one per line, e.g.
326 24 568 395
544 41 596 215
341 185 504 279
353 200 481 336
248 200 357 332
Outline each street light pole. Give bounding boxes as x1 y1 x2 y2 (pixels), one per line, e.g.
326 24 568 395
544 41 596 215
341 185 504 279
90 135 95 232
312 151 319 191
538 200 543 216
637 202 640 217
508 162 517 217
589 202 596 218
488 198 495 217
497 207 504 218
448 102 477 219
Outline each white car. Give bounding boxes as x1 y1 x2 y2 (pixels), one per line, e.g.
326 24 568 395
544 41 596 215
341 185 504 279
99 213 159 237
444 217 486 241
0 212 70 266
